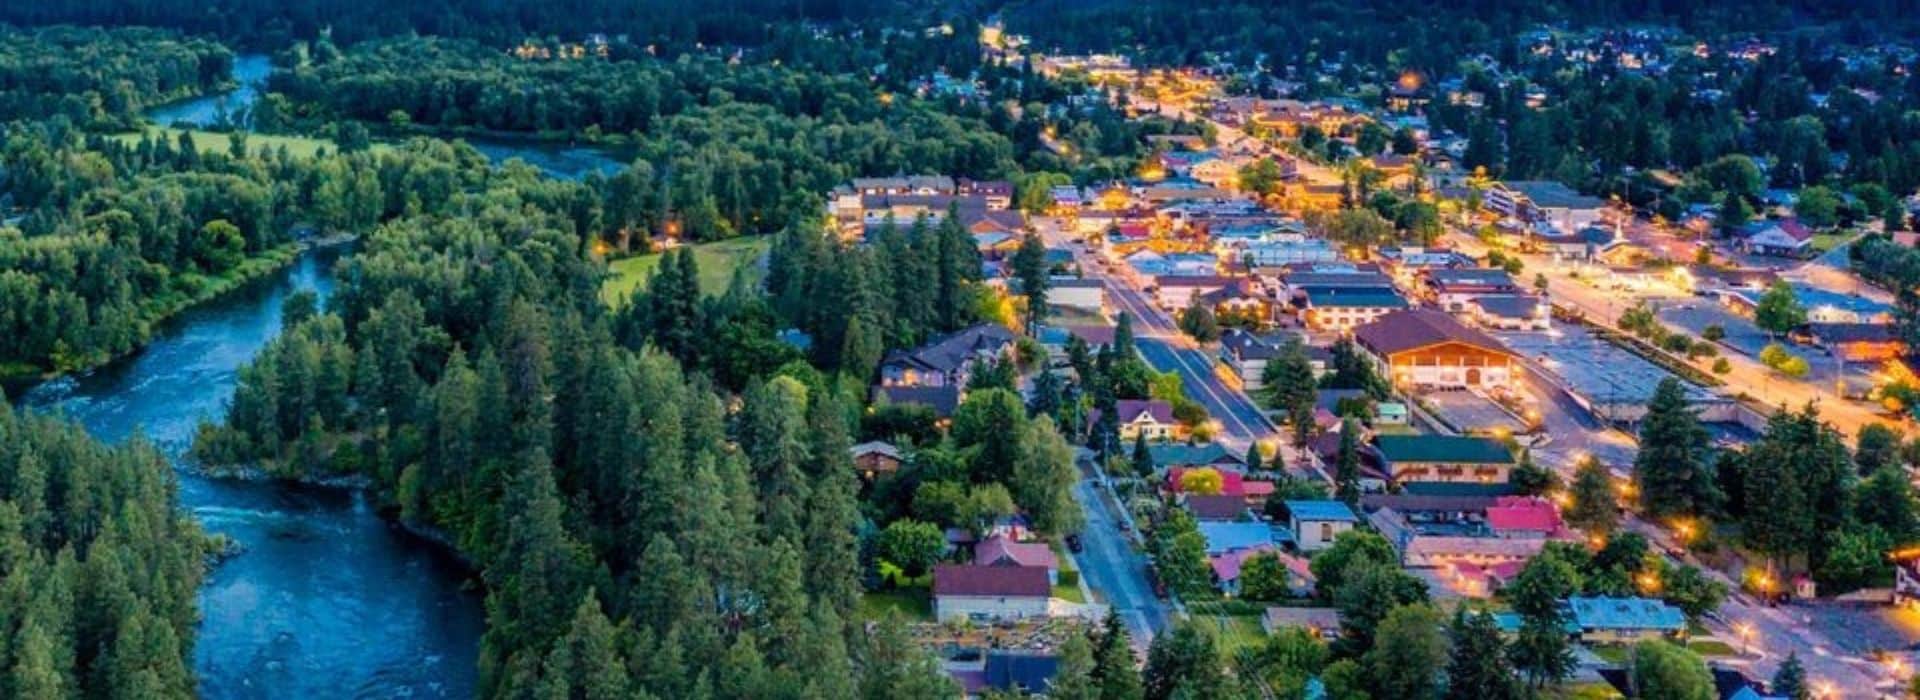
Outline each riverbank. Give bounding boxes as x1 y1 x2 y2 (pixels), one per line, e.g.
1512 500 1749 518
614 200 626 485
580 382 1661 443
0 241 309 393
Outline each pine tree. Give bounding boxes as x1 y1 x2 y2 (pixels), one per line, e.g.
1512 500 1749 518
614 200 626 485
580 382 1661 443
803 392 863 623
1131 432 1154 476
1048 629 1099 700
1244 444 1262 473
1143 621 1229 700
541 592 632 700
1634 378 1715 518
1092 611 1144 700
1013 232 1051 334
1363 604 1446 700
1771 652 1809 700
1446 609 1523 700
1566 456 1620 536
1335 418 1361 503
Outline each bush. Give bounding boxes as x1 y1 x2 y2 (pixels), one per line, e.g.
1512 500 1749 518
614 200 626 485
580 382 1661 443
1701 324 1726 342
1058 569 1080 588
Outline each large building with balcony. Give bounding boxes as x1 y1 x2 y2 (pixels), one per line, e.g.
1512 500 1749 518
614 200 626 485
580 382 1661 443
1354 309 1519 391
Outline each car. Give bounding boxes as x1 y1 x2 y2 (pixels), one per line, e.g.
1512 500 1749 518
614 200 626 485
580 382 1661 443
1066 534 1084 553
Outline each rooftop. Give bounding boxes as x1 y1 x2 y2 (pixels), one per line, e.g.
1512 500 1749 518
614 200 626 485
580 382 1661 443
1284 500 1360 523
1355 309 1511 357
1196 521 1283 555
1566 596 1686 632
1375 435 1515 466
933 564 1052 598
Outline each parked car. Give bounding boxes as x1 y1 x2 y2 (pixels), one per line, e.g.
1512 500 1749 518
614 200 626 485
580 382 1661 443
1066 534 1084 553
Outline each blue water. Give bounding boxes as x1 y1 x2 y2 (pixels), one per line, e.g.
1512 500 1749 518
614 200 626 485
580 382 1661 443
19 248 484 698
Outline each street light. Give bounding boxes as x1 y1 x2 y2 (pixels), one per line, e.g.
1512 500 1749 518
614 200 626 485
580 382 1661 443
1734 622 1756 656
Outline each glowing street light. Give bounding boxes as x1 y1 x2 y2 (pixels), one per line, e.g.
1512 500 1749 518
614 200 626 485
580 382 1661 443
1811 680 1836 699
1734 622 1756 656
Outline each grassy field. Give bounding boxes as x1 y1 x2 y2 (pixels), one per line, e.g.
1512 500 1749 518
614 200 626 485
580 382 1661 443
1206 614 1268 658
601 237 771 305
113 126 389 160
859 590 932 622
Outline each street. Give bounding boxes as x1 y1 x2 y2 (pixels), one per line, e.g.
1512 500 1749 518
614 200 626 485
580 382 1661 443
1072 477 1171 649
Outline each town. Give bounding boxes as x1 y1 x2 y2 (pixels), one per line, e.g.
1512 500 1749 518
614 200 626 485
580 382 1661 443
783 17 1920 700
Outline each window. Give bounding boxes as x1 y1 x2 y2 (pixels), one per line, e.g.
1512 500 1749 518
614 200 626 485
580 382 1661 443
1319 522 1334 540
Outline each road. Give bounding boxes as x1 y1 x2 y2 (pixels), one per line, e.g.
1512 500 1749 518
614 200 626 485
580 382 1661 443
1073 478 1170 649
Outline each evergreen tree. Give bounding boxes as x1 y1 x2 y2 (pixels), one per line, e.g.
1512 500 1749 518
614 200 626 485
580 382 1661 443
1363 604 1447 700
1143 621 1230 700
1566 456 1620 536
1048 629 1100 700
1335 418 1361 503
1091 611 1145 700
1013 233 1051 334
1634 378 1716 518
1446 609 1523 700
1771 652 1809 700
1244 444 1262 473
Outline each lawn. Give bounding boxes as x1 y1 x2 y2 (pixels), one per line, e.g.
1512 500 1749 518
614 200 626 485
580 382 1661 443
1545 682 1625 700
1808 232 1851 252
1589 645 1631 665
601 237 771 306
859 590 932 622
1207 614 1268 658
1686 639 1737 657
114 126 388 160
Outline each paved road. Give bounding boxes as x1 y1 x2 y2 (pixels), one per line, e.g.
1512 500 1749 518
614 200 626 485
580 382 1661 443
1072 478 1170 649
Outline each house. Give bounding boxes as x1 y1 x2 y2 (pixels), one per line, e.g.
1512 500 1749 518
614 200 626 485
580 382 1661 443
1283 500 1360 551
1242 239 1340 267
954 651 1061 697
958 178 1015 210
1297 286 1409 331
1354 309 1520 391
1147 443 1245 471
1046 277 1108 313
1738 219 1814 257
1535 225 1625 261
1369 502 1547 569
877 324 1019 389
1210 544 1278 596
850 441 904 480
1091 399 1179 442
1196 279 1272 321
1724 284 1893 325
1470 295 1550 331
1153 275 1236 311
933 564 1052 621
975 534 1060 585
1565 596 1687 643
1791 323 1904 361
1374 434 1517 492
1220 329 1282 390
1184 494 1254 521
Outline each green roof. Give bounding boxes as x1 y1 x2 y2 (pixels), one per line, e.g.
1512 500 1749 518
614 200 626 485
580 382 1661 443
1400 482 1518 497
1375 435 1514 465
1146 443 1243 468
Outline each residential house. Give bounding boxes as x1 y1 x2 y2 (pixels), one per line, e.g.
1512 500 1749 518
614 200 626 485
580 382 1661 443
1373 434 1517 493
1210 545 1275 597
1046 277 1108 314
1565 596 1687 643
932 564 1052 621
850 441 904 481
1197 521 1284 556
1283 500 1359 551
877 324 1019 389
1184 494 1254 521
952 651 1061 697
958 178 1015 210
1148 443 1245 472
975 534 1060 585
1724 284 1893 325
1154 275 1236 312
1091 399 1179 442
1737 219 1814 257
1354 309 1520 391
1196 278 1272 322
1220 329 1282 391
1485 496 1572 539
1535 225 1626 262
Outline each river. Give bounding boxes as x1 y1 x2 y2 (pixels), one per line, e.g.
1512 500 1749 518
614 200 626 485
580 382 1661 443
19 248 485 698
145 52 624 180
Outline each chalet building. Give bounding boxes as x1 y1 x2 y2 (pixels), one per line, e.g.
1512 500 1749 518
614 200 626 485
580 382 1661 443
932 564 1052 621
1374 434 1517 493
1090 399 1179 443
850 441 904 481
876 324 1018 389
1354 309 1518 391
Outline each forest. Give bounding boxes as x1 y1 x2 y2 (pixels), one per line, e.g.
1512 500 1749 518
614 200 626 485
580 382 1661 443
0 400 207 697
0 26 231 130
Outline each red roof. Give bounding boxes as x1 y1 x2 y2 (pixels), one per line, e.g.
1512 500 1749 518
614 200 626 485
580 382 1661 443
975 535 1059 570
1486 496 1564 535
1209 544 1277 581
933 564 1051 598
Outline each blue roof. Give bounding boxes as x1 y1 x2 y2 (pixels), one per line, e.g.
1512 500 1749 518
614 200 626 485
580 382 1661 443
1566 596 1686 632
984 651 1060 693
1284 500 1359 523
1197 522 1280 555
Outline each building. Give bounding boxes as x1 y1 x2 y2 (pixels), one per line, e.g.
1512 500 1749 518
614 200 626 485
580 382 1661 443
1184 494 1254 521
1470 295 1550 331
1487 181 1606 233
877 324 1019 389
1423 268 1522 312
1298 286 1409 331
1045 277 1108 314
1219 329 1282 390
1565 596 1687 643
953 651 1061 697
1354 309 1520 391
1210 545 1280 597
975 534 1060 585
1485 496 1571 539
1737 219 1814 258
1790 323 1904 362
1154 275 1236 311
1092 399 1179 442
1374 434 1517 491
932 564 1052 621
1283 500 1359 551
850 441 904 481
1147 443 1245 471
1197 521 1283 556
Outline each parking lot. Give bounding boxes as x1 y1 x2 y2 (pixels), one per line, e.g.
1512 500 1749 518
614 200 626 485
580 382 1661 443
1499 326 1716 425
1422 390 1526 437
